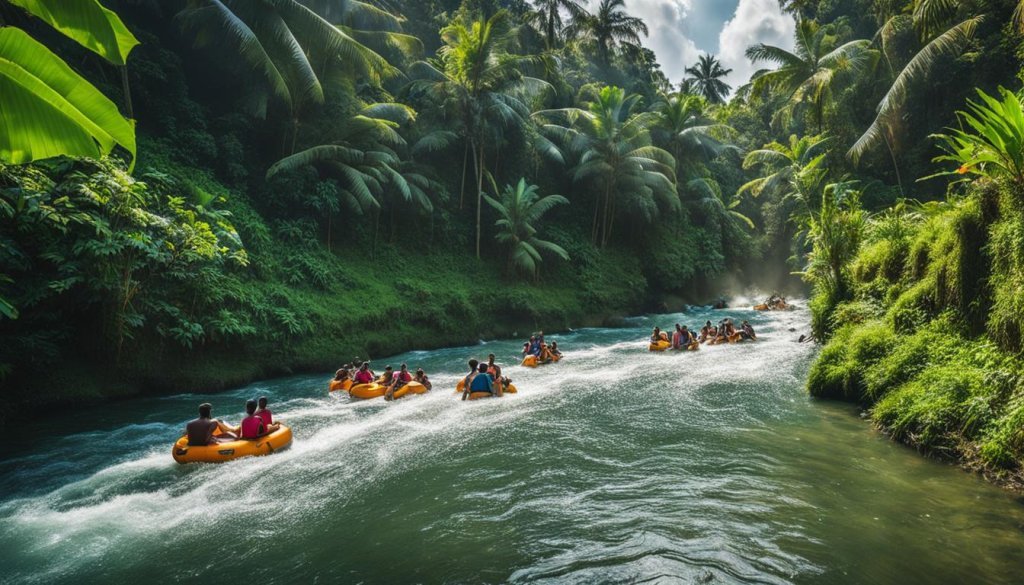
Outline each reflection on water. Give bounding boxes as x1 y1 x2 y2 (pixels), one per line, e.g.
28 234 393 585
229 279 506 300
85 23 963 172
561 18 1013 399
1 304 1022 584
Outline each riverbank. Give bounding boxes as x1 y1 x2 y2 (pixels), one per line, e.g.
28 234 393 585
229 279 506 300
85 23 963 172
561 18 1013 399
807 181 1024 492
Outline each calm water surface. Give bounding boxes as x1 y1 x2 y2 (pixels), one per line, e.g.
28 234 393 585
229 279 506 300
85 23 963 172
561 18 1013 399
2 303 1023 584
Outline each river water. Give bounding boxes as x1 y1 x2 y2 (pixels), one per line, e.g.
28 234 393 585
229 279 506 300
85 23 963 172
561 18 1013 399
2 304 1023 584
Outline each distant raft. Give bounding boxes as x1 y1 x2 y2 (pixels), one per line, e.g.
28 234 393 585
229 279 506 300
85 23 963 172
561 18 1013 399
172 426 293 464
522 354 561 367
347 382 429 399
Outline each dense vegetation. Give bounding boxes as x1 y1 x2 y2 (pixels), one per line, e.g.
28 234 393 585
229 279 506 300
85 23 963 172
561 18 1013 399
2 0 1024 487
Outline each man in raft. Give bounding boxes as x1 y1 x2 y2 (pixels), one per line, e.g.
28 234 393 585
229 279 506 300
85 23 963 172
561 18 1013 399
462 362 502 400
651 327 663 343
740 320 757 341
414 367 432 391
486 354 507 393
671 324 684 349
384 363 414 401
186 403 238 446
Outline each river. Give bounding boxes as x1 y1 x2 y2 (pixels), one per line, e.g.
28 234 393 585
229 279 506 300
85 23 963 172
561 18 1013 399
1 303 1023 584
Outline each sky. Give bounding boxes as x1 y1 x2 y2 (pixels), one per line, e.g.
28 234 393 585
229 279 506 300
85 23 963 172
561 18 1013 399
583 0 796 93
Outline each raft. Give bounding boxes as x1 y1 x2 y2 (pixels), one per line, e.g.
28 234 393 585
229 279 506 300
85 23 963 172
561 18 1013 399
649 340 671 352
349 383 386 399
172 426 293 464
523 354 560 367
393 381 429 399
329 379 352 393
455 379 517 394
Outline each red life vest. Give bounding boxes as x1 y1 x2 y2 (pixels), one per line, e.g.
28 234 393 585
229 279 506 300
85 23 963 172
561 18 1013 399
240 415 264 439
257 409 273 427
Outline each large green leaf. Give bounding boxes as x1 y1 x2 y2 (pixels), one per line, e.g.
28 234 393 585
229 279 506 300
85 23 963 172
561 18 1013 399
8 0 139 65
0 27 136 165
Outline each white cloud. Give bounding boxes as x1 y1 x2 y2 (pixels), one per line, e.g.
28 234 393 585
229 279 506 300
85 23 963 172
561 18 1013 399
622 0 702 83
717 0 795 92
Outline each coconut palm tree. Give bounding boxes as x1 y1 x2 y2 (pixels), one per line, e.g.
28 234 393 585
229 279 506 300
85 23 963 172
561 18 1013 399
746 19 873 132
529 0 588 50
571 0 648 67
683 54 733 104
483 178 569 277
534 85 677 247
738 134 830 205
406 10 550 258
848 3 983 164
650 92 737 180
175 0 396 127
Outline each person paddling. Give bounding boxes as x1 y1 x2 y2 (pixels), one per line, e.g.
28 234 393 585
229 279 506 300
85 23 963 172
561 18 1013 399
186 403 237 446
385 363 413 401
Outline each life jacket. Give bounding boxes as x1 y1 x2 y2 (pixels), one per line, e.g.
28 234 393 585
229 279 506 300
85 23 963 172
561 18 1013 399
395 370 412 383
256 409 273 427
240 415 264 439
469 373 493 394
354 370 374 384
672 331 682 347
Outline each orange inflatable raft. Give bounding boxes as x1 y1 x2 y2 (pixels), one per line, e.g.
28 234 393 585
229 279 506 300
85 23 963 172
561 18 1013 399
172 426 293 464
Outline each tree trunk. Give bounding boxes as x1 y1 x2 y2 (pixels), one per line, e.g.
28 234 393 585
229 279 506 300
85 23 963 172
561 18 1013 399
591 193 600 244
476 143 485 259
120 66 134 119
459 141 469 209
883 130 904 197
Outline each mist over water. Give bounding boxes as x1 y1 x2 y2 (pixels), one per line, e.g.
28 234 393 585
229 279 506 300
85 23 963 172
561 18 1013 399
2 304 1023 584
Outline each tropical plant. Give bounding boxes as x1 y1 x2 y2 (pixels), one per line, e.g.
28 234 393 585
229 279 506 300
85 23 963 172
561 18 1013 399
175 0 395 126
738 134 830 202
683 54 733 104
0 0 137 166
529 0 587 50
848 13 981 163
406 10 549 258
928 87 1024 193
571 0 648 67
746 19 873 131
650 92 736 180
483 178 569 276
535 85 677 247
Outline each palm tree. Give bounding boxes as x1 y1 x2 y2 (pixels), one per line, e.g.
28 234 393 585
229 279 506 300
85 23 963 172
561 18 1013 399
406 10 550 258
848 3 983 164
738 134 830 204
483 178 569 277
684 54 733 104
535 85 677 247
175 0 395 129
572 0 648 67
746 19 873 132
651 93 736 177
529 0 588 50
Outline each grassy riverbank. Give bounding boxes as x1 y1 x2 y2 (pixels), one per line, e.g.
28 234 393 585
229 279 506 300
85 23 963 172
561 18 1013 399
807 181 1024 489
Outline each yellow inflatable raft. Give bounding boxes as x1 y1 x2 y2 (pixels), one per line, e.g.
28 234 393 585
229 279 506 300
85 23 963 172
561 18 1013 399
522 355 538 367
329 379 352 393
349 381 429 399
172 426 293 464
649 340 671 351
455 379 517 394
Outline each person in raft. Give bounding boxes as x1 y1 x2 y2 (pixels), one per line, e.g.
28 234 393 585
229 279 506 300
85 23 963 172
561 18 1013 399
186 403 238 446
528 336 542 356
353 362 375 385
414 367 432 391
538 342 554 363
385 363 414 401
699 321 713 343
671 324 684 349
255 397 282 433
330 368 350 391
549 341 561 358
378 365 394 386
741 320 757 341
463 362 501 400
239 399 268 439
